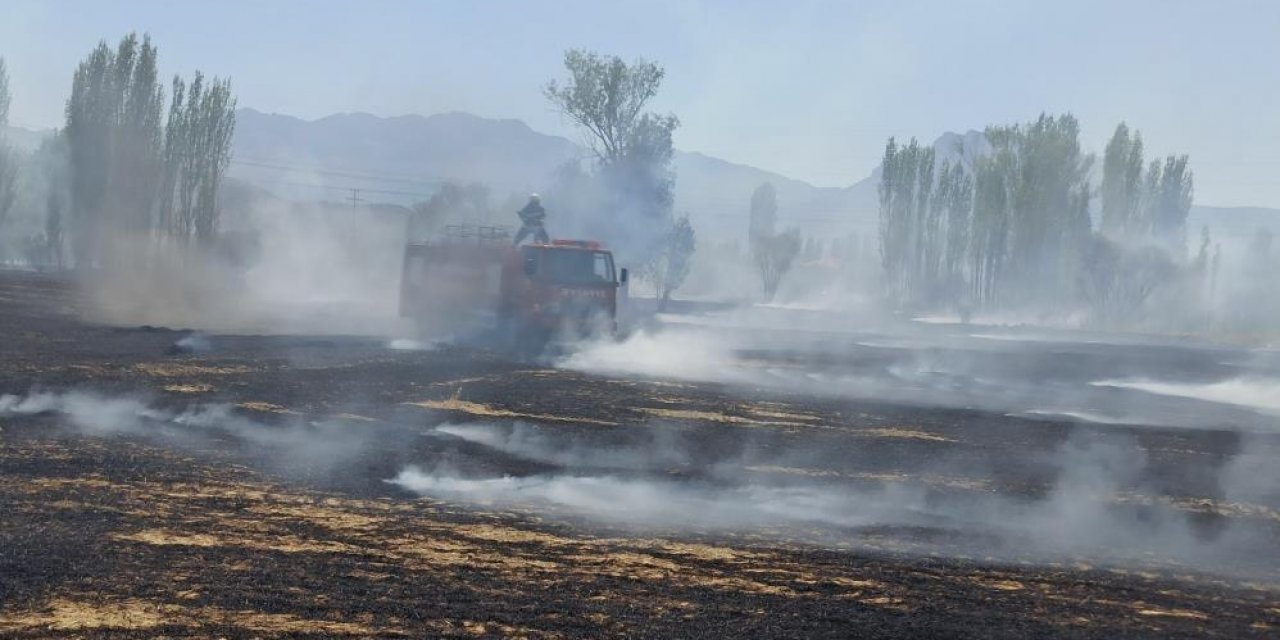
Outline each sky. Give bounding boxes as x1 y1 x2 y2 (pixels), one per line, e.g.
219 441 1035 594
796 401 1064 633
3 0 1280 207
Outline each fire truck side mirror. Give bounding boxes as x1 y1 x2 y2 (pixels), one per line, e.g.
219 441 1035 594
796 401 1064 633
619 268 628 285
523 255 537 276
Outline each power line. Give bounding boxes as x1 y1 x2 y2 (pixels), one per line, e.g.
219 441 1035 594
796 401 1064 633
231 171 876 222
232 175 436 200
229 157 447 189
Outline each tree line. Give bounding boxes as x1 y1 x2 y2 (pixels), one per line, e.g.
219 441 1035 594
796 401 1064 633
0 33 236 271
879 113 1205 323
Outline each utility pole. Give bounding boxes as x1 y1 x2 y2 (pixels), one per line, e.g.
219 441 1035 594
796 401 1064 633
347 188 363 249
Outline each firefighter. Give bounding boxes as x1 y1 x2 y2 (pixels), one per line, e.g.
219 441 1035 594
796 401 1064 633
513 194 550 245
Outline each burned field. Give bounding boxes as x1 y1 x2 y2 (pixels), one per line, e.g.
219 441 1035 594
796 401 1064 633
1 270 1278 638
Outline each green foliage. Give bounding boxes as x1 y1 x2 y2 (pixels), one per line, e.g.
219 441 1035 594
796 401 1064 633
881 114 1093 311
1001 114 1093 306
0 57 9 126
544 49 682 268
645 214 696 310
877 137 937 303
44 187 65 268
21 135 69 267
1078 236 1177 325
934 161 972 303
597 111 677 221
748 182 777 249
1101 123 1145 238
65 33 236 266
0 58 17 234
879 113 1200 324
1101 122 1194 257
159 71 236 246
1145 154 1193 256
969 144 1012 307
755 228 801 303
65 33 165 266
744 182 800 301
0 146 12 234
545 50 668 163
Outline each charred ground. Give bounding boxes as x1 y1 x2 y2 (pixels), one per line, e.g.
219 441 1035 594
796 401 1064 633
0 270 1277 638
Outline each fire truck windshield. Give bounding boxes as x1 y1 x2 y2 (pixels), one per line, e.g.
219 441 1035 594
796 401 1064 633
531 247 616 285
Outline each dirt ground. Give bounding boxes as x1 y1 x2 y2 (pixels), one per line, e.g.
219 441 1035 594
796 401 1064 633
0 269 1277 639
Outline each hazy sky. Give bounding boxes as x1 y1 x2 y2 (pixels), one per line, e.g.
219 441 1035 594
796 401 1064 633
3 0 1279 207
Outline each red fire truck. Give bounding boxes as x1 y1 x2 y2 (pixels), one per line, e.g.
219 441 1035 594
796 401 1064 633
399 225 626 346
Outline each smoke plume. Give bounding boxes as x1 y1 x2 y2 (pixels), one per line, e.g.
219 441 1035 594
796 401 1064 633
390 420 1280 579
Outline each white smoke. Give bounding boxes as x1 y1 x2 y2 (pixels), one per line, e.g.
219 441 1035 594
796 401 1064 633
6 389 1275 577
560 327 740 381
0 392 165 433
390 466 920 530
0 391 376 475
1015 409 1142 426
1092 377 1280 415
564 321 1280 433
434 422 692 470
387 338 438 351
390 421 1280 577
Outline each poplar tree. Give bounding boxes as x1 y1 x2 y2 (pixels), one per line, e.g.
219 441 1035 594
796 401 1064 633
0 58 16 235
158 71 236 247
65 34 164 267
1145 155 1193 257
756 229 801 302
877 137 935 303
646 215 696 311
1101 123 1146 239
66 33 236 264
934 161 973 298
748 182 777 251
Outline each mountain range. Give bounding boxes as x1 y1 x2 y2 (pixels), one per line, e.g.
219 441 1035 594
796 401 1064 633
6 110 1279 243
228 108 877 239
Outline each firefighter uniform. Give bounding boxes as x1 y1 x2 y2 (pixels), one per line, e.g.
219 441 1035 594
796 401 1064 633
514 195 550 245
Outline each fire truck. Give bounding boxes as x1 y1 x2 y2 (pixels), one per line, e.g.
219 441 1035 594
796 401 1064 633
399 225 627 346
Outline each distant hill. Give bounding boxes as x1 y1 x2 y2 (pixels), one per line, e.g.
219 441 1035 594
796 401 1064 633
231 109 580 201
229 108 878 240
8 112 1278 244
671 150 877 238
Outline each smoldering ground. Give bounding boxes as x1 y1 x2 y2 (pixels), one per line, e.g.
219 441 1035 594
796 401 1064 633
0 390 418 487
391 419 1280 582
2 362 1279 586
565 315 1280 433
426 315 1280 579
5 306 1279 584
